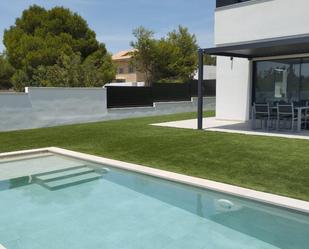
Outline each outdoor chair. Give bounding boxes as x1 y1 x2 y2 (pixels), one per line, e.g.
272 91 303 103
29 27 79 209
277 103 301 131
252 103 275 130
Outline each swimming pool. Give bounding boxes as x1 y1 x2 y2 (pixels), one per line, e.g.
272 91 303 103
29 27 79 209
0 148 308 249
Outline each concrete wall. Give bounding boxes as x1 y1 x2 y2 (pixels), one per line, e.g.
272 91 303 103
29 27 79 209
214 0 309 121
0 93 32 109
107 97 214 121
27 87 107 124
0 93 35 131
0 88 108 131
0 87 215 132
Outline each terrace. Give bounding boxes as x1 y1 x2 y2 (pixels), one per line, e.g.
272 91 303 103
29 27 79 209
153 117 309 140
196 34 309 135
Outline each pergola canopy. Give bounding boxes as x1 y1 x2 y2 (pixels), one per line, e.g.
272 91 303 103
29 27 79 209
197 35 309 129
203 35 309 59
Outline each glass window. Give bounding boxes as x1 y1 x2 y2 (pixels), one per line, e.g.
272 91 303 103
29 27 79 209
128 65 135 74
254 59 301 104
300 58 309 100
118 67 124 74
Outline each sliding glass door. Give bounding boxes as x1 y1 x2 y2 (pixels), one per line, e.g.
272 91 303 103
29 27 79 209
253 57 308 104
300 58 309 100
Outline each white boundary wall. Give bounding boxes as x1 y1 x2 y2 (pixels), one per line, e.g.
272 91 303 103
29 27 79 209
0 87 215 132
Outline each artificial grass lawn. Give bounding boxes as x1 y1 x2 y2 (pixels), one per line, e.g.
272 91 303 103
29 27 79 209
0 111 309 201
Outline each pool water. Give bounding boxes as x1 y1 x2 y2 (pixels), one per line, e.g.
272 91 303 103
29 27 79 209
0 154 308 249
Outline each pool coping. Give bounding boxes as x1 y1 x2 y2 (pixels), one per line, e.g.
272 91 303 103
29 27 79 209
1 147 309 214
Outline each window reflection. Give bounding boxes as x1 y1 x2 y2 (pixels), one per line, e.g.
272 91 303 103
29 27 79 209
300 58 309 100
254 58 302 104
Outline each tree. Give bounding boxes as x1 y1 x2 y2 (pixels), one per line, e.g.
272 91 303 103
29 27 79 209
4 5 115 90
204 54 216 65
33 49 116 88
166 26 198 82
82 46 116 87
0 53 15 89
130 27 158 86
131 26 199 85
33 53 83 87
11 70 29 92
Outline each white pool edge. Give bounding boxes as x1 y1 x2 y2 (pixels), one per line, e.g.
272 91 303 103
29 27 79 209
1 147 309 214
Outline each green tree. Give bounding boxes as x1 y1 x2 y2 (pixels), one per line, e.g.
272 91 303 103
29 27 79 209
131 26 199 85
4 5 115 90
33 53 83 87
130 27 158 86
0 53 15 89
204 54 216 65
166 26 198 82
33 50 116 87
11 70 29 92
82 46 116 87
153 39 179 82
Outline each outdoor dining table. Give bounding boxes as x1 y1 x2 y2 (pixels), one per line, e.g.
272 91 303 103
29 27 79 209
271 106 309 132
295 106 309 131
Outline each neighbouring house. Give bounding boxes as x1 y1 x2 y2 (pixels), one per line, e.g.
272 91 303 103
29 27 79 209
112 50 146 83
198 0 309 124
194 65 216 80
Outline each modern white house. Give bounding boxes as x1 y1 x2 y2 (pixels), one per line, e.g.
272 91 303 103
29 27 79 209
197 0 309 128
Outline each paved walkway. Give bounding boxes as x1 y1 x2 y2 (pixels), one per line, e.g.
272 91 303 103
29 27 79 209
152 117 309 140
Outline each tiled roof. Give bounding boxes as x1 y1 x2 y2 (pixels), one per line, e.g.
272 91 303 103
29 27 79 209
112 50 136 60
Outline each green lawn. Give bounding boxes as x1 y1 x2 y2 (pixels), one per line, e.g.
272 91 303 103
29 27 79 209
0 111 309 201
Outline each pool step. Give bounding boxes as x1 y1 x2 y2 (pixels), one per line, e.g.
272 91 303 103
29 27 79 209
40 172 102 190
35 167 93 182
35 166 104 190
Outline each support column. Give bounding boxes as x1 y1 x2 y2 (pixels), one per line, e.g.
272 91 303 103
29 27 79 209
197 49 204 130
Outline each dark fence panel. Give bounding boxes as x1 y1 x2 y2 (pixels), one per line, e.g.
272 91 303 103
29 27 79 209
106 80 216 108
106 86 153 108
190 80 216 97
152 83 191 102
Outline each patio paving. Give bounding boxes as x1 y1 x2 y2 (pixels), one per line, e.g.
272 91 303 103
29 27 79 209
152 117 309 140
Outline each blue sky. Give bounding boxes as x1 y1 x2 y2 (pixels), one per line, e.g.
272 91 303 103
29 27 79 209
0 0 215 54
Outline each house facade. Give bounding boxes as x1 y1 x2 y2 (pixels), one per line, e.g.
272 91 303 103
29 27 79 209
205 0 309 121
112 50 146 83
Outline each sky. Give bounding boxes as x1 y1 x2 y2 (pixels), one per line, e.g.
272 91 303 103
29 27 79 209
0 0 215 54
